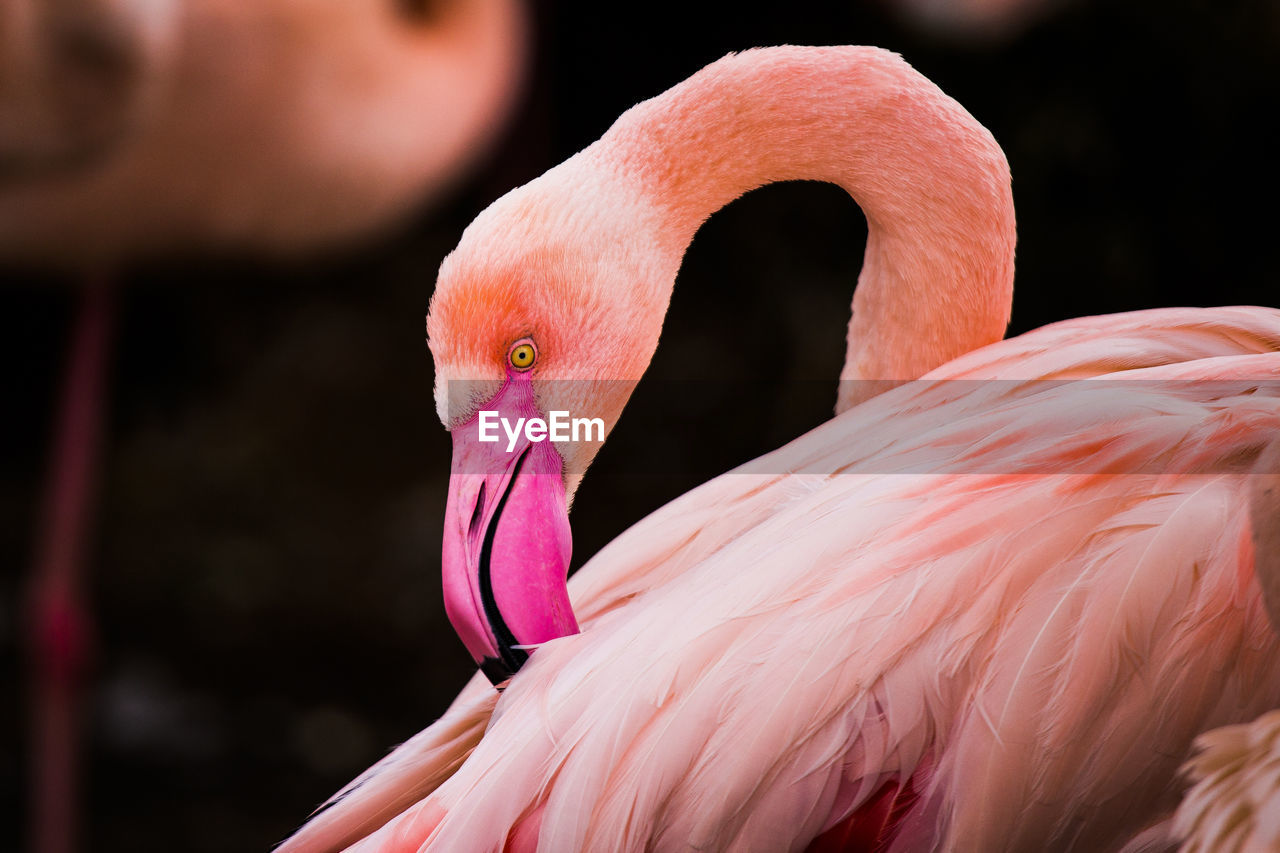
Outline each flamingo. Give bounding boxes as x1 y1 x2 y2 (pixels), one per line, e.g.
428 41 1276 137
281 45 1280 851
3 2 524 851
0 0 179 176
1173 714 1280 852
882 0 1070 43
0 0 524 265
1166 439 1279 852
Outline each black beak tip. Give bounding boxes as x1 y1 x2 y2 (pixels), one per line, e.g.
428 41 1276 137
480 655 519 689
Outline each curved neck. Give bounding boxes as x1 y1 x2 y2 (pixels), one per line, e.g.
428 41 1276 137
598 46 1015 410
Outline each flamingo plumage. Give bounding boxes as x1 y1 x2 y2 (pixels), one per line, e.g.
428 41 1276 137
281 45 1280 852
1168 439 1280 852
1173 711 1280 852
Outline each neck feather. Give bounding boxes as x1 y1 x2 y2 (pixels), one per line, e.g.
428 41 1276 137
593 46 1016 410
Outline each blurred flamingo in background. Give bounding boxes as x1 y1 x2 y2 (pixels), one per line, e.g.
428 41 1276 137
1 0 524 265
881 0 1072 42
1 1 525 850
281 45 1280 851
0 0 180 177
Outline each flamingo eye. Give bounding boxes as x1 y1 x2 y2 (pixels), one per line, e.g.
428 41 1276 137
508 342 537 371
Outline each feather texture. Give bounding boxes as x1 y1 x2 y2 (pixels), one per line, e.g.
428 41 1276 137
1174 711 1280 852
283 313 1280 852
278 44 1280 852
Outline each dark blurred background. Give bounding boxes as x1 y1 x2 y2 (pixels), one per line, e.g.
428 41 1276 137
1 0 1276 849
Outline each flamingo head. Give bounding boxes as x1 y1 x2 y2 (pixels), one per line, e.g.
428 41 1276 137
0 0 179 178
426 161 673 685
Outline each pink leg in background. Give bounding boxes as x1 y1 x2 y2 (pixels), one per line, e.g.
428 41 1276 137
25 280 114 853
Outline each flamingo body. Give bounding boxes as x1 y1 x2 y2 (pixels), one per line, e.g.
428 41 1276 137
1174 710 1280 852
282 46 1280 852
290 310 1280 851
1167 436 1280 853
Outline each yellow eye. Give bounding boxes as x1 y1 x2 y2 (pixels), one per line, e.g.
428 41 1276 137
509 342 537 370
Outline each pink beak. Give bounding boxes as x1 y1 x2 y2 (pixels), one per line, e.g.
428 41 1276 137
441 374 578 686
